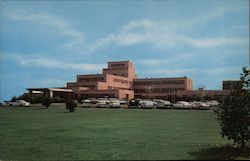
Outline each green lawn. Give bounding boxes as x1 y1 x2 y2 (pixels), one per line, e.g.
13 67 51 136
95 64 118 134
0 105 247 160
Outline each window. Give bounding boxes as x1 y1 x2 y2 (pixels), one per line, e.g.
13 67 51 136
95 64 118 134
110 63 125 67
134 80 185 85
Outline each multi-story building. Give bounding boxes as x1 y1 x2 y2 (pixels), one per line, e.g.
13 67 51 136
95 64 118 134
176 90 232 102
27 60 234 102
66 60 136 100
223 80 240 90
133 77 193 101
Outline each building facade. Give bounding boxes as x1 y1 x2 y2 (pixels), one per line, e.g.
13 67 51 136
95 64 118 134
133 77 193 102
176 89 232 102
27 60 233 102
66 60 136 100
223 80 240 90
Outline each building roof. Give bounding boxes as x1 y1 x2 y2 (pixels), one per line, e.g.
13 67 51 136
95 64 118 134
108 60 130 63
134 77 191 81
27 88 74 92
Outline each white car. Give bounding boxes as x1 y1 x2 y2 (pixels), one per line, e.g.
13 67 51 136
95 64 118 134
206 100 219 107
96 98 109 108
118 99 128 105
191 101 202 109
0 101 7 106
82 98 97 104
153 99 172 108
108 99 121 108
173 101 191 109
199 102 210 110
139 100 157 109
9 100 30 107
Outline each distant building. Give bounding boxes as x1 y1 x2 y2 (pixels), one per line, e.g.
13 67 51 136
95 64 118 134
133 77 193 102
176 90 232 102
223 80 240 90
27 60 233 102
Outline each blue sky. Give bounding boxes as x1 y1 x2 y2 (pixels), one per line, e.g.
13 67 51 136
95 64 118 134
0 0 249 101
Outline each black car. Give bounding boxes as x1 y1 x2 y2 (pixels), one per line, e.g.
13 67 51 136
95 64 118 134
128 99 141 108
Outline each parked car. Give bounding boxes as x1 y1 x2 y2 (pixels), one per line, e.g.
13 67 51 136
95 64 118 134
82 98 97 104
191 101 202 110
0 101 7 106
199 102 210 110
206 100 219 107
96 98 109 108
128 99 141 108
153 99 172 109
118 99 128 105
173 101 191 109
73 100 79 107
139 100 157 109
191 101 210 110
9 100 30 107
108 99 121 108
82 99 91 104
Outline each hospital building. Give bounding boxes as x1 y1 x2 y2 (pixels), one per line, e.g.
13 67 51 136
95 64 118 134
27 60 233 102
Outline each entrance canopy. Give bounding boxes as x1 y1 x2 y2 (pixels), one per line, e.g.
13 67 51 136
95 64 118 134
27 88 74 98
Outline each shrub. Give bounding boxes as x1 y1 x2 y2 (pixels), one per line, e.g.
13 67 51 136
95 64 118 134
52 96 65 103
215 67 250 148
11 96 17 102
17 93 32 103
42 96 52 108
65 99 77 112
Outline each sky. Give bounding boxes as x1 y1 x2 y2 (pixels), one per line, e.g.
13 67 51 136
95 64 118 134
0 0 249 101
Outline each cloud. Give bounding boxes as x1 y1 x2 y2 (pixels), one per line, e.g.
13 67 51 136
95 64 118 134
2 5 248 54
89 22 247 51
4 53 105 72
139 59 169 66
3 10 85 50
87 6 248 51
204 66 242 74
138 54 195 67
178 36 249 48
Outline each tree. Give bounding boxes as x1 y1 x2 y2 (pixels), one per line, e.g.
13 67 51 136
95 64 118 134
215 67 250 148
17 93 32 103
41 96 52 108
65 99 77 112
11 96 17 102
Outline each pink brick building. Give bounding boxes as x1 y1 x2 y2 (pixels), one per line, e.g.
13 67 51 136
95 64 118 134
66 60 136 100
27 60 233 102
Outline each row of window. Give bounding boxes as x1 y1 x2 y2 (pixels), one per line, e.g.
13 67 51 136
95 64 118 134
133 80 185 85
78 77 104 82
108 86 131 90
110 63 126 67
81 85 95 89
134 88 185 93
113 78 132 85
80 94 115 99
67 83 76 87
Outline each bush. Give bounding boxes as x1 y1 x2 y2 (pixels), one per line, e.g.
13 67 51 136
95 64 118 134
17 93 32 103
65 99 77 112
52 97 65 103
11 96 17 102
215 67 250 148
42 96 52 108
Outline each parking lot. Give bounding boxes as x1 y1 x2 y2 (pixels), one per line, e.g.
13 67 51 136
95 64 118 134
1 98 219 110
79 98 219 110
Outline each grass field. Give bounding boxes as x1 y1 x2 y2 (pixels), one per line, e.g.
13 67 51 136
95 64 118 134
0 105 248 160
